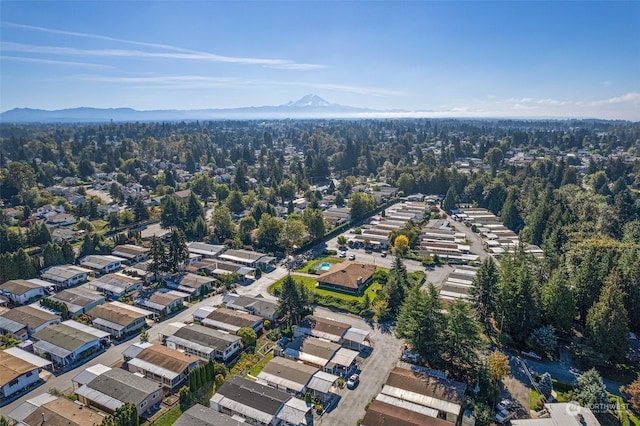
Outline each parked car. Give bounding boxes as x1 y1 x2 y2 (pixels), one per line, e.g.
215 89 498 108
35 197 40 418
495 408 515 424
349 254 356 260
381 251 388 257
497 399 513 412
339 251 347 258
347 374 359 389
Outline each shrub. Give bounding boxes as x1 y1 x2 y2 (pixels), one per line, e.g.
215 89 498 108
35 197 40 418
323 249 337 255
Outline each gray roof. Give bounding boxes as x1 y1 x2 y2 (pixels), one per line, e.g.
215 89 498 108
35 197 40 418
174 404 245 426
0 279 44 296
172 324 240 350
86 367 161 406
32 323 99 352
257 356 317 392
1 306 60 330
214 376 289 419
49 287 104 312
0 316 25 334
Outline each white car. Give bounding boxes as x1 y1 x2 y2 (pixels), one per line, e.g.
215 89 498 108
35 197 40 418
348 254 356 260
339 251 347 258
346 374 359 389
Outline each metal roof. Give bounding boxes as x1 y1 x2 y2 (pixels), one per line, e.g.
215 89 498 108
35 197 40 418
307 371 339 394
75 385 123 412
62 320 110 339
127 357 181 381
343 327 369 344
329 347 359 367
32 323 99 352
380 385 461 415
0 316 26 333
122 341 153 359
33 339 72 359
4 347 52 368
174 404 245 426
375 393 440 418
276 397 309 425
85 367 160 406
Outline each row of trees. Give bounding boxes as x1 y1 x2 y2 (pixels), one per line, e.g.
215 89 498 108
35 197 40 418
40 298 70 319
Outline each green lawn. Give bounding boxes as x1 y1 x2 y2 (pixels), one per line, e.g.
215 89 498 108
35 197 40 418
296 256 344 273
269 274 382 302
249 352 274 377
153 405 182 426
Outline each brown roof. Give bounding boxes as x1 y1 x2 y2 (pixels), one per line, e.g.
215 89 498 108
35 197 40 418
205 307 261 328
22 397 105 426
362 400 453 426
1 306 60 329
149 292 182 306
0 351 38 387
0 279 43 296
87 304 145 326
299 315 350 338
317 261 376 290
136 344 199 373
385 367 466 405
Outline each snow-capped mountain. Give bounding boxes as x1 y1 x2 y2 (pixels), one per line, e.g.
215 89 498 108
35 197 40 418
0 95 381 123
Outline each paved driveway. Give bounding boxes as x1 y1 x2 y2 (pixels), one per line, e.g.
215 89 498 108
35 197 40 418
313 307 403 426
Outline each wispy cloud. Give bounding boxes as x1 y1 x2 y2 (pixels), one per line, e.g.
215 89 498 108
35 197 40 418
1 21 324 69
79 74 403 97
0 54 114 68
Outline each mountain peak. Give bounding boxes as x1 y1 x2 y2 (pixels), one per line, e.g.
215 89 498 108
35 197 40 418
285 94 332 107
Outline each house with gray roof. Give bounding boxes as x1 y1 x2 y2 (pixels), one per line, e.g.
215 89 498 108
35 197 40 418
162 323 241 363
111 244 150 264
32 322 103 367
222 293 278 321
79 255 125 275
87 302 152 339
210 376 310 426
75 366 163 417
135 291 183 317
187 242 227 259
40 265 91 288
167 273 215 297
124 343 200 390
174 404 244 426
0 279 48 305
201 307 263 335
0 305 60 338
47 286 105 317
88 273 143 299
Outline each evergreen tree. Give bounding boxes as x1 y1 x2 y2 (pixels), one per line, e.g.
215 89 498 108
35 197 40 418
500 190 524 232
276 275 313 326
575 369 608 408
442 187 458 213
148 236 167 280
585 271 629 364
133 197 149 222
538 372 553 400
43 242 64 267
186 192 205 222
442 299 484 377
469 257 498 329
396 283 446 368
167 228 189 272
160 195 186 230
61 240 75 264
541 269 576 334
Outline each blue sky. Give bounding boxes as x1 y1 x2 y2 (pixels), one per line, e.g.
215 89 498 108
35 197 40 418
1 1 639 120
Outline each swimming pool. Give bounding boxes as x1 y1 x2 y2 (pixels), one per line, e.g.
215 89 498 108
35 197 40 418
318 262 331 271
